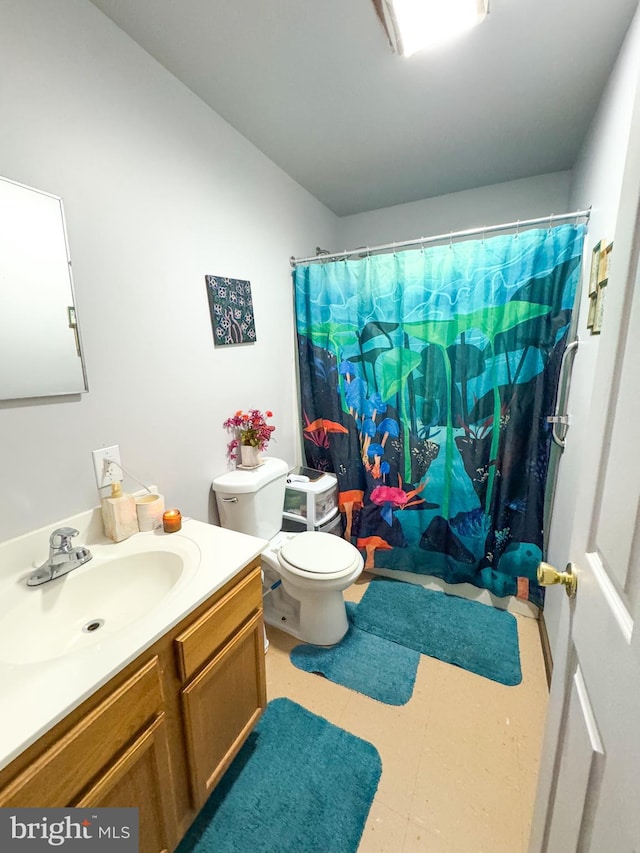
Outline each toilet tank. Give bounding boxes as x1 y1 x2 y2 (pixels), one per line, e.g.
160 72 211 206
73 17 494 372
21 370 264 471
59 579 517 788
212 456 289 540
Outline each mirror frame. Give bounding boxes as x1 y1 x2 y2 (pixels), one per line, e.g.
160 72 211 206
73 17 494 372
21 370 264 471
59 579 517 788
0 175 89 401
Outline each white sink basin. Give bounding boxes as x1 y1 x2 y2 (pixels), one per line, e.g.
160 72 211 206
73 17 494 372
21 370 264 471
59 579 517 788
0 513 268 774
0 536 201 665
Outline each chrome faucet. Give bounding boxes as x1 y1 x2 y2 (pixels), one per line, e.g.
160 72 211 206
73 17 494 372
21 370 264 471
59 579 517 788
27 527 93 587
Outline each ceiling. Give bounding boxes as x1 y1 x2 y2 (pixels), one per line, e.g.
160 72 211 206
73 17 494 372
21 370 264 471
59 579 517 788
89 0 639 216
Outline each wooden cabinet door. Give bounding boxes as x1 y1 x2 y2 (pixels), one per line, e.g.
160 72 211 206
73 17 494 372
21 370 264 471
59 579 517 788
0 658 164 809
181 610 267 809
75 714 178 853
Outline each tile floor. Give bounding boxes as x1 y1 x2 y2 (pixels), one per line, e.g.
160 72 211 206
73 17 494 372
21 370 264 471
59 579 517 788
264 579 549 853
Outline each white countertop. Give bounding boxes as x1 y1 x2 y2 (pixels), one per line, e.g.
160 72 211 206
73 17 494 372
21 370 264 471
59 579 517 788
0 511 267 772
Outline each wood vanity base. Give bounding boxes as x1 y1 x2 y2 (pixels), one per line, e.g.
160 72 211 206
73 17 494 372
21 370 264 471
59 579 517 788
0 560 266 853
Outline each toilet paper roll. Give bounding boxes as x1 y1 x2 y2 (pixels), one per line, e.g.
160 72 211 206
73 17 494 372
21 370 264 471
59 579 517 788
135 493 165 531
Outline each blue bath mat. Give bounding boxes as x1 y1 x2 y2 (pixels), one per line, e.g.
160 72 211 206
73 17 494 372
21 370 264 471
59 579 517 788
176 697 381 853
290 603 420 705
351 578 522 686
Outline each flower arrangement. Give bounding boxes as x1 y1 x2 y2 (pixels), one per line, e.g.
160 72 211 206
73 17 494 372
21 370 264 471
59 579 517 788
223 409 275 460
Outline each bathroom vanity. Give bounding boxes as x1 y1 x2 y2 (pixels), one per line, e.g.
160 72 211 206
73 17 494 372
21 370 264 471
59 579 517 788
0 514 268 853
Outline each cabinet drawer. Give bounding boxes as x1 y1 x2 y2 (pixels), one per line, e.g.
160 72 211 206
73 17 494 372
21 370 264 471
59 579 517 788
175 567 262 682
0 657 163 808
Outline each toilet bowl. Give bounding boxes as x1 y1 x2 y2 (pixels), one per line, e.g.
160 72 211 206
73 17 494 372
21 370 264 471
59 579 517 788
212 458 363 645
263 530 363 644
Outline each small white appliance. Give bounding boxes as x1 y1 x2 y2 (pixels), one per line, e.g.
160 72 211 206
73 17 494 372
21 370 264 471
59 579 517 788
283 467 339 530
282 467 343 535
212 457 363 645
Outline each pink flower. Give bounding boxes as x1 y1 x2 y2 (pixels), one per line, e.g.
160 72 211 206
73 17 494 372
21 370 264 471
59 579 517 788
223 408 275 459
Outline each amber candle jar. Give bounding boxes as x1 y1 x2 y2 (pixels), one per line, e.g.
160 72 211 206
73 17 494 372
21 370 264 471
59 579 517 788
162 509 182 533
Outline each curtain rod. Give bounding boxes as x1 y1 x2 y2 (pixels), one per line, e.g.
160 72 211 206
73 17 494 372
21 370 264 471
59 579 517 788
289 208 591 267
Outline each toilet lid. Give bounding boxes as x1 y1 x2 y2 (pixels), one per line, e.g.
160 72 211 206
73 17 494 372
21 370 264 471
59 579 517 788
279 531 360 575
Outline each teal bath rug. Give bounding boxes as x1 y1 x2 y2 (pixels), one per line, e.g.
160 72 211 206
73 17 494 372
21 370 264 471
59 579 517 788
351 579 522 686
176 697 382 853
290 603 420 705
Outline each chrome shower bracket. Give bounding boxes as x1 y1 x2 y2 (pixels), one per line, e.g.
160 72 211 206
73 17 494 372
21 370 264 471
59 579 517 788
548 339 579 448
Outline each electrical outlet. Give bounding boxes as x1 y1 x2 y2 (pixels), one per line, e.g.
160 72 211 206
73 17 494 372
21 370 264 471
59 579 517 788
92 445 122 488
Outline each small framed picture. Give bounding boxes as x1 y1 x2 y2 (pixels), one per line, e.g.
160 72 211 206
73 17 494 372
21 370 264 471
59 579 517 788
589 240 602 296
205 275 257 346
598 242 610 284
593 281 607 334
587 293 597 330
602 241 613 281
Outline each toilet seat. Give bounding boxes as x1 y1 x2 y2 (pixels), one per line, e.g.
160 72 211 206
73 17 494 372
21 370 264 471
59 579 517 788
278 531 362 581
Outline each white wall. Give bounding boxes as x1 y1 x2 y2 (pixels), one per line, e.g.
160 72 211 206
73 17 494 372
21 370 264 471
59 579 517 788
543 3 640 654
0 0 338 542
336 172 572 249
2 0 635 579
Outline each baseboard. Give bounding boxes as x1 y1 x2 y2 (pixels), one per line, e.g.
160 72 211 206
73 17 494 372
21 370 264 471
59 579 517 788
538 611 553 689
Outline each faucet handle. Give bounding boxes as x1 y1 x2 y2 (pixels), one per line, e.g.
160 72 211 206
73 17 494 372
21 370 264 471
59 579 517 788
49 527 79 550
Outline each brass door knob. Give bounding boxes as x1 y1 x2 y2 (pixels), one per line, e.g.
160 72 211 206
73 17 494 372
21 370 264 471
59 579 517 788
537 562 577 598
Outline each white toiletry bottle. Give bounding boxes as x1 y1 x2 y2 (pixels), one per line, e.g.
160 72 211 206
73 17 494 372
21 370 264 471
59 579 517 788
101 481 139 542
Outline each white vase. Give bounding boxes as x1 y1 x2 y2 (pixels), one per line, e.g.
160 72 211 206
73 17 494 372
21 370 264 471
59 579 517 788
240 444 261 467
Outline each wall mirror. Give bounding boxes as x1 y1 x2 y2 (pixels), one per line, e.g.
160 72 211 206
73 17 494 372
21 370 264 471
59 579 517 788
0 175 88 400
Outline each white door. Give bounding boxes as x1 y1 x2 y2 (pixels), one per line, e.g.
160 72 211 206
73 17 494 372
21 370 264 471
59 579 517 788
529 95 640 850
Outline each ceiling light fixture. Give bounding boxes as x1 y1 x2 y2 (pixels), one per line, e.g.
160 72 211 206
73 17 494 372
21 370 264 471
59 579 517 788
373 0 489 57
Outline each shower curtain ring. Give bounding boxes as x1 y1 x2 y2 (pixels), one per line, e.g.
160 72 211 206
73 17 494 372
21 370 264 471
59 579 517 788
449 231 453 249
549 213 554 233
515 220 520 238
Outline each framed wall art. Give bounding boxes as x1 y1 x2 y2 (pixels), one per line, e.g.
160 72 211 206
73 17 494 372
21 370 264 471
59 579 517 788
587 292 597 330
592 280 607 334
205 275 257 346
602 240 613 282
588 240 602 296
591 242 613 335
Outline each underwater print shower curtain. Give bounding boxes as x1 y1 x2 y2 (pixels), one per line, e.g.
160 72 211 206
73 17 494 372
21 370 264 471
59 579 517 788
293 224 585 606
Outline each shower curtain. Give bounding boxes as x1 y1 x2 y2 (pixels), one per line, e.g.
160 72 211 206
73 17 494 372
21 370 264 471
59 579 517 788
293 224 585 605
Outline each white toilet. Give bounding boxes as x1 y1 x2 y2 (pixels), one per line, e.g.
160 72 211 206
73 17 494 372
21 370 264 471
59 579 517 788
212 457 363 645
